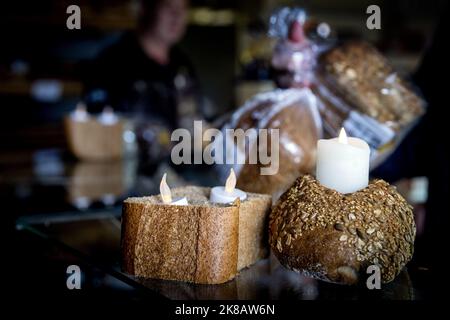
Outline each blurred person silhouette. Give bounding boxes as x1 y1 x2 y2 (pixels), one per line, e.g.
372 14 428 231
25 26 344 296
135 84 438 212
84 0 201 130
372 6 449 281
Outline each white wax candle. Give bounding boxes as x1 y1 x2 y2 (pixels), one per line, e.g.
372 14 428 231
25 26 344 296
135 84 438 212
98 106 118 125
210 186 247 204
159 173 188 206
169 197 189 206
316 128 370 194
71 103 89 122
209 168 247 204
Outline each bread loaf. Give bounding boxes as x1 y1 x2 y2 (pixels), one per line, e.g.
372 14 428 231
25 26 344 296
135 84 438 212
64 116 124 161
121 186 271 284
317 41 424 132
237 194 272 270
269 175 415 285
222 88 322 198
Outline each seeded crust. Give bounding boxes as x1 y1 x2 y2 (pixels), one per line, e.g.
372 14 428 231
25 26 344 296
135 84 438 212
269 175 415 285
318 41 424 131
121 186 271 284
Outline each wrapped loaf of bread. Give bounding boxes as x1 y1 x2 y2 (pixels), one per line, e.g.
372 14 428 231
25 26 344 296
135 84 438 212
269 175 415 285
314 41 425 160
121 186 271 284
319 41 423 128
220 88 322 198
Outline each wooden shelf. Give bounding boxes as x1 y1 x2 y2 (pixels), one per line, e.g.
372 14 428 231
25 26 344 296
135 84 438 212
0 78 82 97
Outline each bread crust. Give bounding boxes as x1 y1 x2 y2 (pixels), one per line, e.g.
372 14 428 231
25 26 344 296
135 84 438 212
269 175 415 285
237 195 272 270
318 41 424 130
122 199 239 284
122 186 272 284
121 201 142 274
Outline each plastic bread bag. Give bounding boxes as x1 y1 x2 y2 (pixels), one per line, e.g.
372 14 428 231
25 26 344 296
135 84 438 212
312 41 426 167
269 7 335 89
214 88 323 200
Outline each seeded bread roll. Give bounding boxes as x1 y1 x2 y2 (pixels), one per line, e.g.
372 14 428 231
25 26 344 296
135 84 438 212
269 175 415 285
121 186 271 284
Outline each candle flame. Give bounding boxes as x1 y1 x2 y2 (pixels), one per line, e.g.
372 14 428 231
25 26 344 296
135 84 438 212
338 128 348 144
75 102 87 113
160 173 172 203
102 106 114 115
225 168 236 193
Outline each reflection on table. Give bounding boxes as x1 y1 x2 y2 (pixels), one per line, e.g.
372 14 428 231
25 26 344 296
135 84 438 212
19 211 415 300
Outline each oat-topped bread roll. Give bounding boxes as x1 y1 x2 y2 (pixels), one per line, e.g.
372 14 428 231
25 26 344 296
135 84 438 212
121 186 271 284
269 175 415 285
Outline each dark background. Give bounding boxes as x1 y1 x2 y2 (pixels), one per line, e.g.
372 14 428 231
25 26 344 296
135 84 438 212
0 0 446 162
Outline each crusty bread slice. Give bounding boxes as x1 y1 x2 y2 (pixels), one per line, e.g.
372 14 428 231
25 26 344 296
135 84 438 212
237 193 271 270
121 186 271 284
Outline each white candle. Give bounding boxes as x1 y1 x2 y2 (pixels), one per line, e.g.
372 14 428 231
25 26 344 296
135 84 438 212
97 106 118 125
159 173 188 206
316 128 370 194
210 168 247 204
71 102 90 122
168 197 189 205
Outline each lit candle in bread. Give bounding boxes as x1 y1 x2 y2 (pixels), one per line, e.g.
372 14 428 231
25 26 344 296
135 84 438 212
71 102 90 122
316 128 370 194
97 106 119 125
210 168 247 204
159 173 188 205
